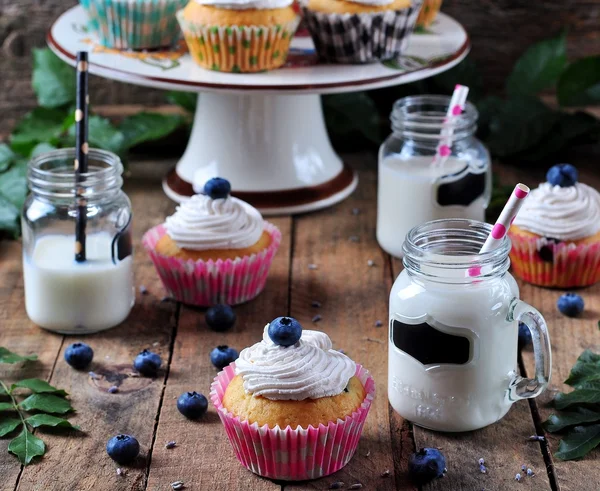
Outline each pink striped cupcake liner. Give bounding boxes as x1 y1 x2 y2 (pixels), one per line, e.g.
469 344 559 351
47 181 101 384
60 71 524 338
142 222 281 306
509 233 600 288
210 363 375 481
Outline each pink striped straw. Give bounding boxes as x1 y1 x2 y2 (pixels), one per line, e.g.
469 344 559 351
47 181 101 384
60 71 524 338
468 183 530 276
432 84 470 167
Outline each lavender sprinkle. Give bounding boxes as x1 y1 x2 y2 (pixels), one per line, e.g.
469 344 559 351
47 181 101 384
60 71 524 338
515 473 522 482
312 314 322 323
478 458 485 465
365 451 371 457
521 464 526 471
165 441 177 449
367 260 375 267
349 484 363 490
311 301 322 308
116 468 125 476
171 481 184 490
528 435 545 442
329 482 344 490
479 464 487 474
108 386 118 394
380 469 391 478
139 285 148 295
88 371 100 380
527 469 534 477
375 320 383 328
308 264 318 270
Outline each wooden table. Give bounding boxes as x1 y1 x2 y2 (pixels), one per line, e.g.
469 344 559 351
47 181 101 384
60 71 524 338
1 154 599 491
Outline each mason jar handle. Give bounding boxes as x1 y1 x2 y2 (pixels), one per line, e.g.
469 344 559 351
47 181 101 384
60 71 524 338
507 298 552 401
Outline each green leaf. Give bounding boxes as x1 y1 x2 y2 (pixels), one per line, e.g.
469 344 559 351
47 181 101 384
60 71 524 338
167 91 197 112
67 115 125 156
0 418 21 437
8 428 45 465
12 379 67 396
0 402 16 411
25 414 79 430
30 142 57 158
479 95 559 158
0 195 20 239
555 424 600 461
507 31 567 96
32 48 76 109
119 113 184 150
558 56 600 106
19 394 73 414
554 388 600 410
545 407 600 433
323 93 382 146
9 107 69 156
0 144 16 173
565 350 600 389
0 347 38 364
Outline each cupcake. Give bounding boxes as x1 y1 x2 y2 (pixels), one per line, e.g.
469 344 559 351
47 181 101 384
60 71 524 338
80 0 188 49
177 0 301 73
509 164 600 288
211 317 375 480
300 0 423 64
143 177 281 306
416 0 442 28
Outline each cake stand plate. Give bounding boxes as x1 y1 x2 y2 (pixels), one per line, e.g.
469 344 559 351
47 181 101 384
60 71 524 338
48 6 469 214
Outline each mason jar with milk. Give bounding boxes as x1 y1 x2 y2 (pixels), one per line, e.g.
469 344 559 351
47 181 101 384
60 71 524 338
388 219 552 432
377 95 492 257
22 148 134 334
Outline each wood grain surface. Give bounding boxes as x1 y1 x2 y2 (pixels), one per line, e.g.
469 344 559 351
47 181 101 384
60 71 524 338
0 154 599 490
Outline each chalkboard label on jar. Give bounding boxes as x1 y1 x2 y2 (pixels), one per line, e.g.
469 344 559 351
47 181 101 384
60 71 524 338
437 167 486 207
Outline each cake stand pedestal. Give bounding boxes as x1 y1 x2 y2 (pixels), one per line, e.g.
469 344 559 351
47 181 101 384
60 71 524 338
48 6 469 215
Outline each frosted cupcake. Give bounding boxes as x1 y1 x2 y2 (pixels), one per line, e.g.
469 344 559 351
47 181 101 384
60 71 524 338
211 317 375 480
509 164 600 288
416 0 442 28
300 0 423 63
80 0 188 49
177 0 300 72
143 178 281 306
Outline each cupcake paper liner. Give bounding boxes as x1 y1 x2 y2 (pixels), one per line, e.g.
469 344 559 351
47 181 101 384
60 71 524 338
177 12 300 72
509 233 600 288
210 363 375 480
142 222 281 306
80 0 188 50
300 0 423 64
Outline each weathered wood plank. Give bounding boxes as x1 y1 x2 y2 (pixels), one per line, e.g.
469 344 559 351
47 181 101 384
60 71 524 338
285 156 408 490
15 179 179 491
0 241 65 491
145 217 291 491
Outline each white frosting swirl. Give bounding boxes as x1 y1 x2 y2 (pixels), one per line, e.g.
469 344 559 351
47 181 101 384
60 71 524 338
235 326 357 400
194 0 292 10
165 194 264 250
513 182 600 241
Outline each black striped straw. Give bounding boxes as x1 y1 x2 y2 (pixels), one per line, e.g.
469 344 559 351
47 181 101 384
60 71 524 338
74 51 89 263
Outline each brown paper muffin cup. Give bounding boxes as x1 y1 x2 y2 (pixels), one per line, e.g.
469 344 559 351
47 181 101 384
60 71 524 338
177 11 300 72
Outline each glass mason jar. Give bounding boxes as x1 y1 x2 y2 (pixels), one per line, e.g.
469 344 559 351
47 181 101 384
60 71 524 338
377 95 492 258
22 148 134 334
388 219 551 432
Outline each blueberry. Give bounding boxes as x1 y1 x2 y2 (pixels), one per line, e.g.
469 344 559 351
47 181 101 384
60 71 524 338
106 434 140 465
210 345 238 370
203 177 231 200
408 447 446 484
177 391 208 420
518 321 532 348
64 343 94 369
205 304 236 332
557 293 584 317
268 317 302 347
134 349 162 376
546 164 578 187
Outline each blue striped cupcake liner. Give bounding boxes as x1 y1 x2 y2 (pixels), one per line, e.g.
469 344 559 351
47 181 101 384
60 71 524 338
80 0 188 50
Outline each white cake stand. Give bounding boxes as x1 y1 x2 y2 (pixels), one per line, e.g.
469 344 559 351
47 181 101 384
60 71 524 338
48 6 469 215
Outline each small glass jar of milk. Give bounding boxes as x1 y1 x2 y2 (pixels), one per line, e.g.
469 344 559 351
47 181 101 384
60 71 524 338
388 219 552 432
377 95 492 257
22 148 134 334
